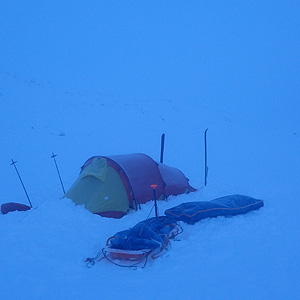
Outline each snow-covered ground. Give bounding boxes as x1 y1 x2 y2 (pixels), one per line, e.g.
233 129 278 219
1 2 300 299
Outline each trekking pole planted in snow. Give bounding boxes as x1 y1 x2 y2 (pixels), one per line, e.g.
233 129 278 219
11 159 33 208
51 152 66 194
160 133 165 163
204 128 208 186
151 184 158 217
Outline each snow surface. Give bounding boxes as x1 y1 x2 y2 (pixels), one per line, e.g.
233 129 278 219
1 2 300 299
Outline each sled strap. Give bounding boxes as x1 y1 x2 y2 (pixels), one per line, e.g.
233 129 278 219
106 236 118 246
151 234 169 259
85 248 105 268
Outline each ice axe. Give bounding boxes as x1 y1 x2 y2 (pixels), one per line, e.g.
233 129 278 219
151 184 158 217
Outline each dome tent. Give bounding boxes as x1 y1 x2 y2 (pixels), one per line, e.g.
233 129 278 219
64 153 196 218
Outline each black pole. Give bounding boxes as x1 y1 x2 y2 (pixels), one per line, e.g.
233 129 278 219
11 159 33 208
160 133 165 163
151 185 158 217
51 152 66 194
204 128 208 186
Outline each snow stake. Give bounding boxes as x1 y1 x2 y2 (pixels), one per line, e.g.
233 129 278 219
51 152 66 194
160 133 165 163
151 184 158 217
204 128 208 186
11 159 33 208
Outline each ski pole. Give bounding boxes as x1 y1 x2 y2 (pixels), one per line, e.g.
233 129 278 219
151 185 158 217
11 159 32 208
51 152 66 194
204 128 208 186
160 133 165 163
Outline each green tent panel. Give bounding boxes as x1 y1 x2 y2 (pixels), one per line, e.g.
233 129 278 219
65 157 129 216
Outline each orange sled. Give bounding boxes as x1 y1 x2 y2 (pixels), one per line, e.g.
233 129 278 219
102 247 153 261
